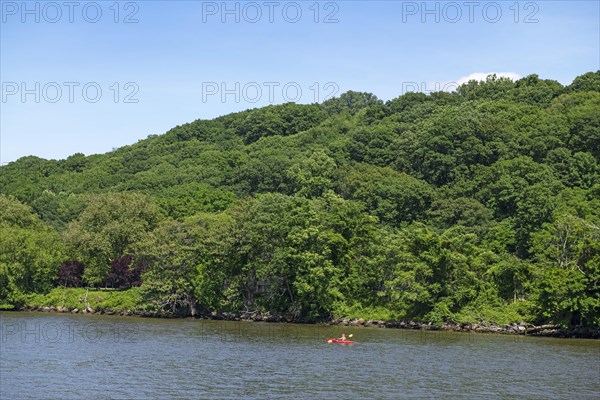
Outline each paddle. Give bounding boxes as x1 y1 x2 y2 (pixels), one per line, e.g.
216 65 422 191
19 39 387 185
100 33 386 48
326 333 353 343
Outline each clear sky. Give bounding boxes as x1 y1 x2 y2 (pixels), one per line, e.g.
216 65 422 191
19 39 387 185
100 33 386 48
1 0 599 163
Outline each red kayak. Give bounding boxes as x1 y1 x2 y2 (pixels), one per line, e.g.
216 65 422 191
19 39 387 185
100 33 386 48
325 338 354 344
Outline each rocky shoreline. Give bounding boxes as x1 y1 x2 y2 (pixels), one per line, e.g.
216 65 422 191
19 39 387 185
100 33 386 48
17 306 600 339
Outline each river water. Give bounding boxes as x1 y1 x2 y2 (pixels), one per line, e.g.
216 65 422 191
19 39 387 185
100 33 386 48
1 312 598 399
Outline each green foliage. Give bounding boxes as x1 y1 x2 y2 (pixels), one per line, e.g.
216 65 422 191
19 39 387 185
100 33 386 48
427 197 493 235
0 194 44 228
567 70 600 93
30 190 87 230
550 92 600 159
287 151 336 198
335 164 434 225
230 103 327 144
26 287 141 311
1 72 599 327
455 295 529 326
0 195 65 308
157 183 237 220
530 214 600 326
322 91 384 115
63 192 162 285
135 218 205 315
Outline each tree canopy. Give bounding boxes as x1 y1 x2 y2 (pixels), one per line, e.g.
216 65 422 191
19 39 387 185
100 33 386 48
1 71 599 327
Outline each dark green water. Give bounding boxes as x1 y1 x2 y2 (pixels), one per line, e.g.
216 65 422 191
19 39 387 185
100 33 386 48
1 312 598 399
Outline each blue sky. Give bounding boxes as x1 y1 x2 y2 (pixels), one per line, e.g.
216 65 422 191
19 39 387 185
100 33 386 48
1 1 599 163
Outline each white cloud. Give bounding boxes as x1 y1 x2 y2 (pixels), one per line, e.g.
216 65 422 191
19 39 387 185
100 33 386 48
456 72 522 86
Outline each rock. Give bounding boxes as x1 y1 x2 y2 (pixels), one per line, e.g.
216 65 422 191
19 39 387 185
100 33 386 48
541 324 559 329
252 314 261 322
71 308 79 313
445 323 461 332
429 324 441 331
265 314 279 322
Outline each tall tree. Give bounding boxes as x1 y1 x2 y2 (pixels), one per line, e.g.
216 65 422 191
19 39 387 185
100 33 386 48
63 192 162 286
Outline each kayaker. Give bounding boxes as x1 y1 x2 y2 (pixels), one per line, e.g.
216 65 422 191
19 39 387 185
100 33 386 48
339 333 347 341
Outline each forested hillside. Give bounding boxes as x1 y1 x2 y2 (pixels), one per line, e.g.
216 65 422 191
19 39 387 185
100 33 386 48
1 72 599 327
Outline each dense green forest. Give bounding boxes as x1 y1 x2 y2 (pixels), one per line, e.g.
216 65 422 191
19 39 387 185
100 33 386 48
1 72 599 328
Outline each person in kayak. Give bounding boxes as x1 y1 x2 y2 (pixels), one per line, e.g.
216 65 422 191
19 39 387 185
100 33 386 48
338 333 347 341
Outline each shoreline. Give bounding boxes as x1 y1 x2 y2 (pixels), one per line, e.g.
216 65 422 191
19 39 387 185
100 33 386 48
11 305 600 339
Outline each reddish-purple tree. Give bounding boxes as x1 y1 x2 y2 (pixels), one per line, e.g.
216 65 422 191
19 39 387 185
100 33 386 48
106 255 146 289
107 255 133 289
57 262 84 287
